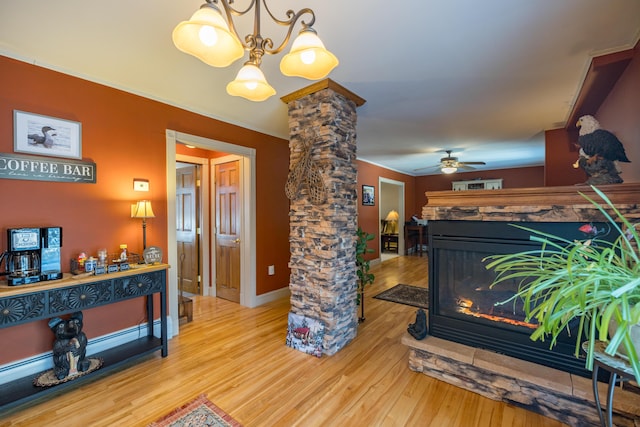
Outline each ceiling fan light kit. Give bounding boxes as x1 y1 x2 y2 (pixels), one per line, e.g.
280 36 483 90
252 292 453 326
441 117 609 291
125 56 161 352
441 165 458 174
414 150 487 175
172 0 339 102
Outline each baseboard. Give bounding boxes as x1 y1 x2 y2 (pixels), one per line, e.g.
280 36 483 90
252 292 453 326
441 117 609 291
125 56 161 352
254 286 290 306
0 316 172 385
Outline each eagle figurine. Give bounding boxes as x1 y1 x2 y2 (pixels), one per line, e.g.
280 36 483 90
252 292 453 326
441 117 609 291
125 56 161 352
576 115 630 164
573 115 630 185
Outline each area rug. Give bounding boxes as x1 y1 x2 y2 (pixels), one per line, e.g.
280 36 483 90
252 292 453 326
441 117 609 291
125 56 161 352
33 357 103 387
148 394 242 427
374 284 429 309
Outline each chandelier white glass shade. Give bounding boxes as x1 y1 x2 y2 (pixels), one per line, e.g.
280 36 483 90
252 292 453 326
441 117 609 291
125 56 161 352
172 0 339 102
172 4 243 67
280 28 338 79
226 63 276 101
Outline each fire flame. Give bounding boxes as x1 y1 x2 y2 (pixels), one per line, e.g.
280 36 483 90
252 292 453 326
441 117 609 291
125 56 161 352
456 297 537 329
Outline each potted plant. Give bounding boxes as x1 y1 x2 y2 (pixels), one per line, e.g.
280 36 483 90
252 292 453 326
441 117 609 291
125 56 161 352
484 186 640 383
356 227 376 323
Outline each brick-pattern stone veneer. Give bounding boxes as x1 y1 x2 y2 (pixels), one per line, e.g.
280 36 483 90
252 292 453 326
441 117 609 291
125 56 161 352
421 184 640 223
284 86 360 356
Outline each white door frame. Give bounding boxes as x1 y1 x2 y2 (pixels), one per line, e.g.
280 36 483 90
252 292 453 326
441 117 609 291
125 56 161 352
166 130 257 336
378 177 405 255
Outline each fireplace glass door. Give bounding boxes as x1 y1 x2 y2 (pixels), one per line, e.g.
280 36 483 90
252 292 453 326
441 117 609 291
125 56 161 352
428 220 612 378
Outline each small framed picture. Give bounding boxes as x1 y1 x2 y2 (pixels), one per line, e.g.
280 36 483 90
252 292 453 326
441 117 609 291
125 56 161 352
14 110 82 159
362 185 375 206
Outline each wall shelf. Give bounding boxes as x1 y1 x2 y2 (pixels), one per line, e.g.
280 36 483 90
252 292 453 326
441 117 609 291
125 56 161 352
452 178 502 191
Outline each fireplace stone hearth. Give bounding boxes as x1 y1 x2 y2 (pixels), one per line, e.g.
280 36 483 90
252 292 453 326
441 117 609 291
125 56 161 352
402 334 640 426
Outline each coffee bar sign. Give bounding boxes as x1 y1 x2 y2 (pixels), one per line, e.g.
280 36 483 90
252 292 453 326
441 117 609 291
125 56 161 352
0 152 96 183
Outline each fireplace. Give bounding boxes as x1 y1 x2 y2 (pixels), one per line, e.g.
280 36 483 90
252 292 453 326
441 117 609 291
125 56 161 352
427 220 613 378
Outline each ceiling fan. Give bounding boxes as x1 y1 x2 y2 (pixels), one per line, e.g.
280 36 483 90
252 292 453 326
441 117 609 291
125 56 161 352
415 150 487 174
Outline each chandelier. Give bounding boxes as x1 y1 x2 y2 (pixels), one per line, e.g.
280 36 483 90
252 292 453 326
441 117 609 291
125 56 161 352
173 0 339 102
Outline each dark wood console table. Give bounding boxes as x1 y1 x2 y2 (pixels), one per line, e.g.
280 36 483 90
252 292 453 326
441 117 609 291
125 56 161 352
405 225 428 256
381 233 399 253
0 264 168 412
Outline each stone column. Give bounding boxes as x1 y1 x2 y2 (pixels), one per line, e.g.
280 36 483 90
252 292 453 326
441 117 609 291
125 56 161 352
282 80 365 356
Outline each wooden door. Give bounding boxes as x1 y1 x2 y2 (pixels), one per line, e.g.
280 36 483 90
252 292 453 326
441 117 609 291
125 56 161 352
215 160 241 302
176 165 200 295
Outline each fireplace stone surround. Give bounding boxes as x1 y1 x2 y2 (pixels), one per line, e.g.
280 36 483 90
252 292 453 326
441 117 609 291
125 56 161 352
407 183 640 426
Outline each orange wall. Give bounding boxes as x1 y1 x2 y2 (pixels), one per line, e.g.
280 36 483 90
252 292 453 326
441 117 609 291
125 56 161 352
356 160 416 260
415 166 545 204
356 163 546 260
597 43 640 183
544 43 639 186
0 55 290 363
544 129 588 186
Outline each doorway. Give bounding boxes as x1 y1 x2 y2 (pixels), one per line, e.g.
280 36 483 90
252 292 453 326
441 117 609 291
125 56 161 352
212 155 242 303
166 130 257 336
379 178 405 260
176 162 201 296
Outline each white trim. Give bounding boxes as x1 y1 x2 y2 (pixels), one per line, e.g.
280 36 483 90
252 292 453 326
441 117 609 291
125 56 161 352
166 130 257 321
166 132 179 336
255 286 290 306
0 318 173 385
0 53 284 142
379 177 406 255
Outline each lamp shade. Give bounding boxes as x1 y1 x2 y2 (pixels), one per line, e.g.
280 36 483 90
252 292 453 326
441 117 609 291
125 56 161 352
132 200 155 219
280 28 338 80
385 210 400 222
226 63 276 101
172 4 244 67
441 166 457 174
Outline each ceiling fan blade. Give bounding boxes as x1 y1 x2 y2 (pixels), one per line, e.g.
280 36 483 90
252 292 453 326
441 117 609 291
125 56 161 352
458 161 486 166
458 164 477 171
413 165 440 172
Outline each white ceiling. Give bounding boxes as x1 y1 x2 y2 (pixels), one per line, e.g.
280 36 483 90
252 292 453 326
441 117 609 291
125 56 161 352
1 1 639 175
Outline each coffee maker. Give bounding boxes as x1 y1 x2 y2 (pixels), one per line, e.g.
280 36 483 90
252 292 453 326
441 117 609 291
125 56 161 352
0 227 63 286
40 227 63 282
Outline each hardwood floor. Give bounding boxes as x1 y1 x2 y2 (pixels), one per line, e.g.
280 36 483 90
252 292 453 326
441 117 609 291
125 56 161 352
1 256 567 427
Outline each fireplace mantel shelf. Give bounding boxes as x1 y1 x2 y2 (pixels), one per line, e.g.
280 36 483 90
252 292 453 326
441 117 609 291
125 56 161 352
425 183 640 207
422 183 640 223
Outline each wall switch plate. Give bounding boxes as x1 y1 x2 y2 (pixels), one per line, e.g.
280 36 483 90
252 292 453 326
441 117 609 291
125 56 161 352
133 178 149 192
268 265 275 275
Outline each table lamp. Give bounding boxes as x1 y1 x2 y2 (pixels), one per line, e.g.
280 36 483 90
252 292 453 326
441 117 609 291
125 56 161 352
131 200 155 250
385 210 400 234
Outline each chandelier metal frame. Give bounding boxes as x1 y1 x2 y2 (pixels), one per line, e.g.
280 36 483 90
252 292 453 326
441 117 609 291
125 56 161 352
173 0 338 101
210 0 316 67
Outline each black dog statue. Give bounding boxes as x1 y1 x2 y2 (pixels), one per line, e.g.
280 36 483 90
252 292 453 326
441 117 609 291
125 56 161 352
48 311 90 380
408 309 427 340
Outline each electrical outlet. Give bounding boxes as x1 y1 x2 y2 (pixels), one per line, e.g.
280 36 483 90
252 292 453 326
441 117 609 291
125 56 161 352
268 265 275 275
